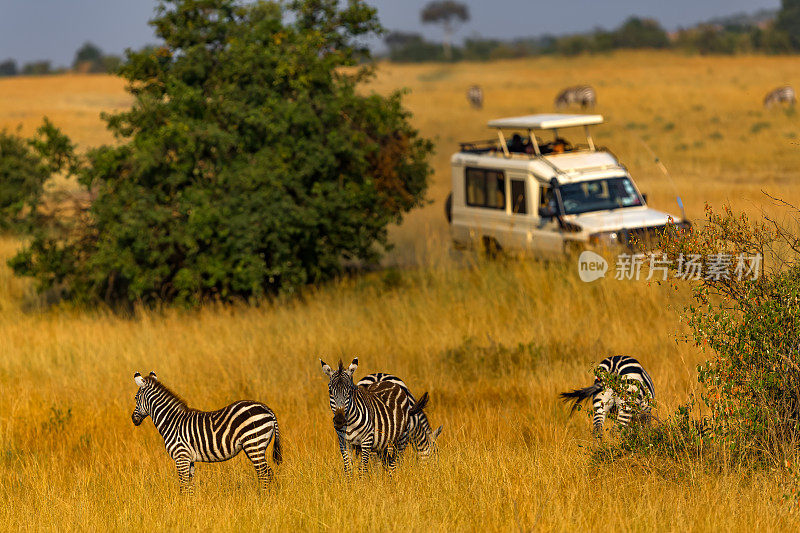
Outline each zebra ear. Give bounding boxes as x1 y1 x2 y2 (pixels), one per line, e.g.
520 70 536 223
134 372 145 387
433 425 443 440
149 371 158 381
320 359 333 378
346 357 358 376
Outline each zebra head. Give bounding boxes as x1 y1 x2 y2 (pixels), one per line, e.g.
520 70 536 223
131 371 158 426
320 357 358 432
407 392 444 459
412 417 444 460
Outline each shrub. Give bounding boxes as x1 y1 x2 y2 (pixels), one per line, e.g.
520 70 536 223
9 0 433 307
605 203 800 468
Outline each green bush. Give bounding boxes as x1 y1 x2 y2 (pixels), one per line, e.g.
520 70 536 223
9 0 433 306
604 204 800 468
0 120 74 232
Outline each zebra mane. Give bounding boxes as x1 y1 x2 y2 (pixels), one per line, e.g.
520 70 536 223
148 378 190 411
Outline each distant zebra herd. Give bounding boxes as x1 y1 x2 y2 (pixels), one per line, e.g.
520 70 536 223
464 83 794 111
131 352 656 493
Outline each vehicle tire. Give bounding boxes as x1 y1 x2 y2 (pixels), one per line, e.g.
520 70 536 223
444 192 453 223
482 236 502 259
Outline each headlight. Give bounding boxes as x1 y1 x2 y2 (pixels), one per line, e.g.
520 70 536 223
589 231 620 246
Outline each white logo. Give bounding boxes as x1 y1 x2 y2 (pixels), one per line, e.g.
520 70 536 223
578 251 608 282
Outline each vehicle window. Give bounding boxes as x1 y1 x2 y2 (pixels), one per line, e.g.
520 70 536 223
465 168 505 210
510 179 527 214
466 169 486 206
558 176 643 215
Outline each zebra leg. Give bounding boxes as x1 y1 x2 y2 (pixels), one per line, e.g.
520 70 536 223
592 389 614 438
244 442 273 490
393 430 410 467
386 439 407 474
359 435 374 476
337 431 352 475
175 456 194 495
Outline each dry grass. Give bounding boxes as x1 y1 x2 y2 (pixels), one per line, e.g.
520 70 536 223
1 51 800 531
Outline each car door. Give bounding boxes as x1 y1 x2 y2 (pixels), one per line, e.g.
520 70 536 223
505 174 534 250
531 182 566 255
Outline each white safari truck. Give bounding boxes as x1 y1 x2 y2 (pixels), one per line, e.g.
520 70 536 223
445 114 689 254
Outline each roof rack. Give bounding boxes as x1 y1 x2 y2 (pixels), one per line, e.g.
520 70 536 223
486 113 603 157
487 113 603 130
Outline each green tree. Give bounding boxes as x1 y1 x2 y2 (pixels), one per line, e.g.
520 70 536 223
613 17 669 49
10 0 433 306
775 0 800 49
21 61 51 75
420 1 470 60
0 59 17 77
0 120 75 231
73 42 103 66
73 42 117 73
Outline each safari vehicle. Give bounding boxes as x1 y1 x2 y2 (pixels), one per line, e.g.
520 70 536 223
445 114 689 254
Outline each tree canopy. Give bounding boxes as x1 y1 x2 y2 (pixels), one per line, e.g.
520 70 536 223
9 0 433 307
420 1 470 60
776 0 800 49
420 1 469 25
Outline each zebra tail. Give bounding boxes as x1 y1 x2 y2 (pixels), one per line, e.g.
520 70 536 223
409 392 429 416
272 418 282 465
559 383 603 415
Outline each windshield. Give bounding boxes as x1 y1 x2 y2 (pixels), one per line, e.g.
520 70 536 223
558 176 643 215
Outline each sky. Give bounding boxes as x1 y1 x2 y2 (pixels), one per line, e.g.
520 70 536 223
0 0 782 67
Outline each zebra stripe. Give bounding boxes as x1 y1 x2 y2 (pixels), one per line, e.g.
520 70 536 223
559 355 655 437
320 358 413 475
764 86 796 107
467 85 484 109
131 372 281 492
554 85 596 109
357 372 442 459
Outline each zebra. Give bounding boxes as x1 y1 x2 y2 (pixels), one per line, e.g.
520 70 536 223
131 371 281 493
559 355 655 437
554 85 596 109
467 85 484 109
320 358 419 475
763 86 796 108
357 372 443 460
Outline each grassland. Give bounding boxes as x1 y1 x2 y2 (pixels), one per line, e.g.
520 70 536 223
1 51 800 531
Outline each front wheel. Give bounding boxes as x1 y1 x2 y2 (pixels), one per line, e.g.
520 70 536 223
444 192 453 224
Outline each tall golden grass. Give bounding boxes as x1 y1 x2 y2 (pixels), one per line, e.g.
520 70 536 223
1 51 800 531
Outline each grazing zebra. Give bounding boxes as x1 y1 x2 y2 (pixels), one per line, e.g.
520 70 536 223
554 85 597 109
763 86 796 108
358 373 443 459
559 356 655 437
467 85 484 109
131 372 281 493
320 358 417 475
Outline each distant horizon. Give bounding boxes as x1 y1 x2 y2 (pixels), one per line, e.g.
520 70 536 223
0 0 782 68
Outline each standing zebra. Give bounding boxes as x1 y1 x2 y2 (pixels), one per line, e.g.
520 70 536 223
763 86 796 108
554 85 597 109
320 358 417 475
467 85 484 109
131 372 281 493
357 372 443 459
559 356 655 437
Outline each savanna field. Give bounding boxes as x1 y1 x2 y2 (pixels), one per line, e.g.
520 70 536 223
2 51 800 531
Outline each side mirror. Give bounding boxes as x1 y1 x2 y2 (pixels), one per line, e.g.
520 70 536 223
538 205 557 218
641 193 648 204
